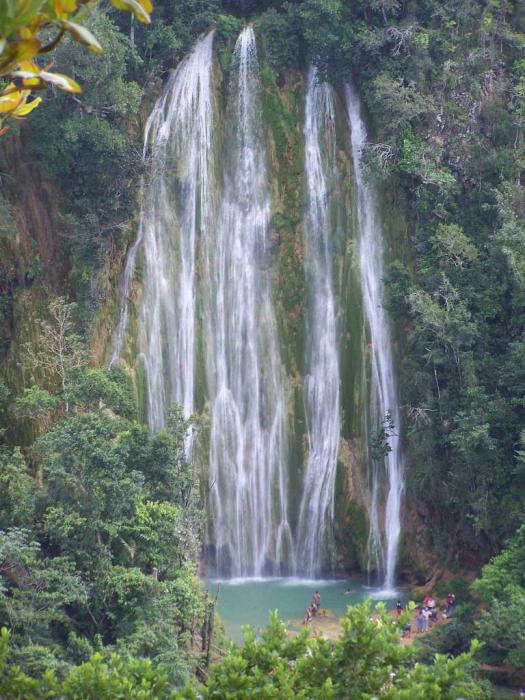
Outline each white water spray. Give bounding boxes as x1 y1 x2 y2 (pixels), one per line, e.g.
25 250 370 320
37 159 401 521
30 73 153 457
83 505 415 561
296 67 341 577
135 32 215 431
345 83 404 590
205 27 292 577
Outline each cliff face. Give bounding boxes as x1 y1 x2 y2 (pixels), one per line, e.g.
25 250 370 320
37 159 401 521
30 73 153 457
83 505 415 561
0 136 66 398
1 37 413 579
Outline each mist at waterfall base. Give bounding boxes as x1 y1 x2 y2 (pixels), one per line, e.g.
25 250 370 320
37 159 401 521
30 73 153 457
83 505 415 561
205 578 403 643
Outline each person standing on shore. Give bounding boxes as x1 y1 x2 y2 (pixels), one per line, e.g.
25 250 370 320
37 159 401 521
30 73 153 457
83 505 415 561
416 608 425 633
422 607 431 631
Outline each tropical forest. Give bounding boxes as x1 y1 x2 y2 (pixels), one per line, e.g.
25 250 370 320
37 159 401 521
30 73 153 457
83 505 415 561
0 0 524 697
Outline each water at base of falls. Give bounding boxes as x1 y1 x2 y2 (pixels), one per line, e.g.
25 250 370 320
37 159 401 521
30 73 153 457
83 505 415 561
204 577 403 643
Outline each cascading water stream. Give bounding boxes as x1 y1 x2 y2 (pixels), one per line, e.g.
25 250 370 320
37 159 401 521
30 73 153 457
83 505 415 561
111 30 404 585
136 32 215 432
345 84 404 591
205 27 292 577
295 67 341 577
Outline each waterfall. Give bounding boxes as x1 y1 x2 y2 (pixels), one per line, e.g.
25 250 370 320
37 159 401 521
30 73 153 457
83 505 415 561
111 29 404 584
135 32 215 431
345 83 404 590
295 67 341 577
205 27 292 577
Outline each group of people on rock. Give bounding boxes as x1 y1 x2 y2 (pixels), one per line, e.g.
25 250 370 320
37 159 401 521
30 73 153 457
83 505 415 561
303 591 321 625
395 592 457 638
301 588 456 633
414 593 455 634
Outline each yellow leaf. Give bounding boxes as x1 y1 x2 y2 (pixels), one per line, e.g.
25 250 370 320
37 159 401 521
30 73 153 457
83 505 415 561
53 0 78 19
12 95 42 117
139 0 153 14
18 60 41 86
38 70 82 93
0 38 40 75
11 69 82 93
59 20 103 53
18 61 39 72
16 38 41 60
110 0 151 24
0 93 23 114
19 27 36 39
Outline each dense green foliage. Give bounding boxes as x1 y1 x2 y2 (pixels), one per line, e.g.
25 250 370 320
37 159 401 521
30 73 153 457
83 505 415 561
0 603 489 698
0 300 211 685
0 627 175 699
472 523 525 669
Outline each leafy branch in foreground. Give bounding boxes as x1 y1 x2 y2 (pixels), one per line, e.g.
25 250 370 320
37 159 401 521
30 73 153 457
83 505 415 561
0 0 153 133
176 602 488 699
0 601 488 698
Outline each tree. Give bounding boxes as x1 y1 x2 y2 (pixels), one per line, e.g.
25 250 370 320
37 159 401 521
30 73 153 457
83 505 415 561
0 528 87 673
24 297 84 413
257 8 303 76
69 366 136 419
472 522 525 600
13 386 57 431
37 411 145 564
472 523 525 668
472 523 525 669
370 410 395 462
475 588 525 668
0 448 37 529
0 628 174 700
432 224 478 269
494 183 525 288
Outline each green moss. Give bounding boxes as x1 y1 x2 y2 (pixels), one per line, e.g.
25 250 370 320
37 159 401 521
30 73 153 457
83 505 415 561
258 53 306 377
285 379 307 526
134 351 148 425
336 498 369 572
215 14 244 80
193 405 213 542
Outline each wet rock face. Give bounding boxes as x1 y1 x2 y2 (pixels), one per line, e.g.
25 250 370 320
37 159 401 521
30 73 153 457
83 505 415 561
110 30 408 582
